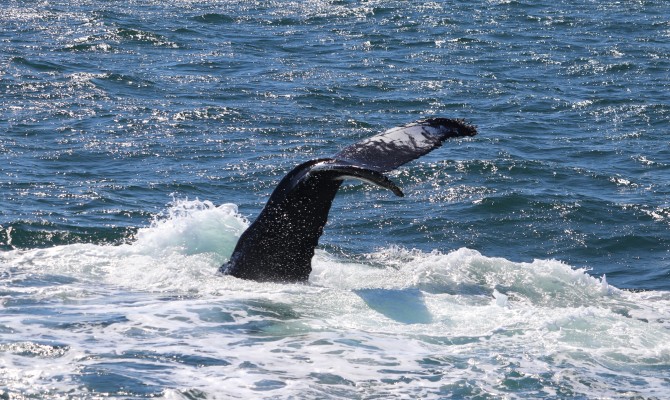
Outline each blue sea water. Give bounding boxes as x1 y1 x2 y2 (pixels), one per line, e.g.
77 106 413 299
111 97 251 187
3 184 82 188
1 0 669 398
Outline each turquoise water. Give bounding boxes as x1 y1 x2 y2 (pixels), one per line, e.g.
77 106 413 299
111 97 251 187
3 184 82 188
1 0 669 398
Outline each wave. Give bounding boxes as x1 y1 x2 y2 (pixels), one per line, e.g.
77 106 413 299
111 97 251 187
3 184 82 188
2 198 667 309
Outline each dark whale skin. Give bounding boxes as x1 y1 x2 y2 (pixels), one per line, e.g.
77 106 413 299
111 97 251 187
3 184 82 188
220 118 477 282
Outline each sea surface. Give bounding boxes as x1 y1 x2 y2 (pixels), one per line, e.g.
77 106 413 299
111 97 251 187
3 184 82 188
1 0 669 398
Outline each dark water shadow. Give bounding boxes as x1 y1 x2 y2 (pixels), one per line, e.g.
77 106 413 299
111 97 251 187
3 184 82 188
354 288 432 324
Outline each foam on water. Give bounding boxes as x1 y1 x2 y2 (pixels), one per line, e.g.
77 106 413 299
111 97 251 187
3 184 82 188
1 199 669 398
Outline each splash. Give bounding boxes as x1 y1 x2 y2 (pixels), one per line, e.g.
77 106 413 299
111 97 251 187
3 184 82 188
133 199 247 258
0 199 249 293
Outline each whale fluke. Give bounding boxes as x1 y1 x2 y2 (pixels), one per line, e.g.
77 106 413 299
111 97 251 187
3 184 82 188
335 118 476 172
220 118 477 282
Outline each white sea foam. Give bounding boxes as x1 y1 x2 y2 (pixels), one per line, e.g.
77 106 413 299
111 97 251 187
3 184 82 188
1 199 669 398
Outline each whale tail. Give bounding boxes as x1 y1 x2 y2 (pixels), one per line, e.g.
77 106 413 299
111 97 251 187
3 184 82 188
220 118 477 282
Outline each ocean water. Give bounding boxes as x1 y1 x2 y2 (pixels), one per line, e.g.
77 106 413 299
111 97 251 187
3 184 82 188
1 0 669 398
